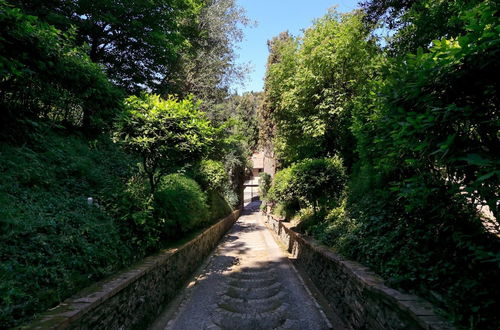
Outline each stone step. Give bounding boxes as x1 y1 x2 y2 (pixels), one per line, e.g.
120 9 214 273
238 266 274 274
229 270 275 281
218 292 285 314
223 282 282 299
274 319 305 330
217 298 282 314
204 322 222 330
212 304 289 330
220 290 286 304
228 277 277 289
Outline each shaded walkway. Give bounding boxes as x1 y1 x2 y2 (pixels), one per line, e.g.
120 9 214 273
151 201 344 330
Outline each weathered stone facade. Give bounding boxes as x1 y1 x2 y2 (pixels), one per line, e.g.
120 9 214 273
264 213 455 330
26 210 241 330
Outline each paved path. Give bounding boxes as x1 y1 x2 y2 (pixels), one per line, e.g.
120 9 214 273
152 201 342 330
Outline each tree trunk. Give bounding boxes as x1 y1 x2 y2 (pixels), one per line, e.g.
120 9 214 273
143 158 157 194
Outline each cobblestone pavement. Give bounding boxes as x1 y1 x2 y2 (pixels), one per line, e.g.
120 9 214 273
151 201 344 330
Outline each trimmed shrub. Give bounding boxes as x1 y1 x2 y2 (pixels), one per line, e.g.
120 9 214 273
290 157 346 211
267 157 347 218
266 167 298 218
154 174 209 237
188 159 233 221
222 184 239 209
206 190 232 222
193 159 229 192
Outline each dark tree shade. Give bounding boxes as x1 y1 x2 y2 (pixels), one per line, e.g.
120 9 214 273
9 0 203 93
359 0 417 27
359 0 484 54
0 1 122 136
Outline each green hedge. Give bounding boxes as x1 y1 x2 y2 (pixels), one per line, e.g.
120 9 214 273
188 159 235 221
154 174 209 237
267 157 346 218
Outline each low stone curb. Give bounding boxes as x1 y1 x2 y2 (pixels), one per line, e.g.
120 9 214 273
24 209 241 330
264 212 455 330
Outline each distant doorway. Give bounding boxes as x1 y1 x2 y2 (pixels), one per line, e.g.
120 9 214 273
243 178 259 204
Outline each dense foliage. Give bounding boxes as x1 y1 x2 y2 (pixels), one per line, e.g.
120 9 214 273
169 0 251 106
267 157 346 217
360 0 484 55
154 174 210 237
260 11 379 169
195 159 229 192
7 0 203 93
0 132 134 327
0 1 122 135
210 92 262 152
258 172 272 200
263 1 499 328
188 159 234 221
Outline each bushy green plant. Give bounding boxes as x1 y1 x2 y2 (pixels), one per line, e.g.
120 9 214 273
290 207 322 233
222 185 240 209
272 202 299 220
206 189 233 222
308 201 356 247
386 1 498 219
340 190 499 328
220 141 249 208
154 174 209 237
266 167 298 218
258 172 272 200
188 159 234 221
117 174 160 253
289 157 346 212
114 93 215 192
267 157 346 218
193 159 229 192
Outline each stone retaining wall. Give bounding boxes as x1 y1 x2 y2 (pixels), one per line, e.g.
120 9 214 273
26 209 241 330
264 213 454 330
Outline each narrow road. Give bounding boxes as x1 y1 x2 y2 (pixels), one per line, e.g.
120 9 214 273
151 201 342 330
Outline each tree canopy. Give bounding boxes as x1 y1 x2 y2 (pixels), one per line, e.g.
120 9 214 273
8 0 204 93
114 94 215 192
0 0 123 135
